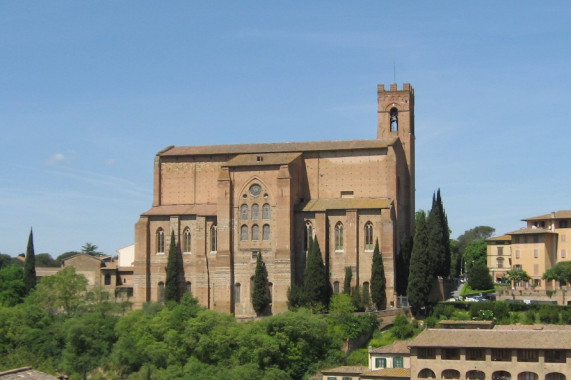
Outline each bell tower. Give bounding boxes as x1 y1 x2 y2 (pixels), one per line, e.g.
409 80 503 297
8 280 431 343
377 83 415 235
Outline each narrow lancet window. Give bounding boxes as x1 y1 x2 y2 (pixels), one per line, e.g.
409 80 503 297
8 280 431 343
390 107 398 132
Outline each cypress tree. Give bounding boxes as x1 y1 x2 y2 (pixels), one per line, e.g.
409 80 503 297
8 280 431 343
407 211 433 315
252 252 270 316
303 237 330 309
396 235 412 296
428 190 451 278
23 228 37 293
370 239 386 310
343 266 352 294
165 230 180 302
436 189 451 277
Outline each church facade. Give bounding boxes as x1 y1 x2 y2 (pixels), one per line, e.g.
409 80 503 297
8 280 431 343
133 83 415 317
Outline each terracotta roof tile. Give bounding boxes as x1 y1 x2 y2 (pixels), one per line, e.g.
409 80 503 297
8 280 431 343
160 138 397 157
523 210 571 221
370 340 410 354
360 368 411 379
223 152 302 167
321 366 368 375
142 204 217 216
506 227 556 235
486 234 512 242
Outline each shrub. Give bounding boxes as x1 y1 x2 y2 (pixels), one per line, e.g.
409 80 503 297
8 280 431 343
424 316 438 328
561 309 571 324
538 306 559 324
392 314 415 339
432 303 455 319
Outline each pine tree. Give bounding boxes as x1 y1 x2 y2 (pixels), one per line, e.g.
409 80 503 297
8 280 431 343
427 190 451 278
165 230 180 302
23 228 37 293
343 266 352 294
407 211 433 315
370 239 386 310
303 237 330 309
252 252 270 316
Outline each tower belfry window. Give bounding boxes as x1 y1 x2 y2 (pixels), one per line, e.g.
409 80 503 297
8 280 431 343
390 107 398 132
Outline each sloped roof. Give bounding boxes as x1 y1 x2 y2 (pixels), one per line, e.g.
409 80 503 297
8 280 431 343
523 210 571 221
506 227 556 235
223 152 302 167
0 367 59 379
142 204 217 216
486 234 511 242
370 340 410 354
159 138 396 157
409 328 571 349
297 198 392 212
321 366 368 375
360 368 411 379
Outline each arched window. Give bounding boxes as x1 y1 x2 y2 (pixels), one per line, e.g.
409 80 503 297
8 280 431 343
333 281 340 293
546 373 566 380
335 223 344 251
252 204 259 220
263 224 270 241
518 373 538 380
442 370 460 379
210 225 217 252
492 371 512 380
185 281 192 294
466 371 485 380
158 282 165 302
183 228 191 253
241 225 248 241
156 228 165 253
234 283 241 303
363 281 370 294
418 369 436 379
263 204 270 219
390 107 398 132
304 222 313 252
240 204 248 220
365 222 374 250
252 225 259 241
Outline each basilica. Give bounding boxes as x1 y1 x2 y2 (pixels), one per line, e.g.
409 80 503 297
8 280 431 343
133 83 415 317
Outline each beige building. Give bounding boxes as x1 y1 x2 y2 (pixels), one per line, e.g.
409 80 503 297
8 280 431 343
133 83 416 317
409 326 570 380
486 235 511 284
507 211 571 290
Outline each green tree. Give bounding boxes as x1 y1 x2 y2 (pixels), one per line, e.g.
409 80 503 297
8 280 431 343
303 237 330 310
287 283 308 310
370 239 386 310
468 262 494 291
392 314 415 339
55 251 81 266
23 228 37 293
463 239 487 273
0 265 26 306
506 269 531 288
81 242 103 256
252 252 270 316
407 210 433 315
35 253 58 267
395 235 412 295
427 190 450 277
543 261 571 285
343 266 352 294
453 225 495 276
30 266 88 315
165 230 181 302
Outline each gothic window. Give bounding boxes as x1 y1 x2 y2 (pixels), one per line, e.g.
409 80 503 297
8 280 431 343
185 281 192 294
234 283 241 303
240 204 248 220
241 225 248 241
335 223 344 251
183 228 191 253
252 225 259 241
304 222 313 251
252 204 259 220
390 107 398 132
210 225 217 252
263 224 270 240
156 228 165 253
158 282 165 302
365 222 374 250
263 203 270 219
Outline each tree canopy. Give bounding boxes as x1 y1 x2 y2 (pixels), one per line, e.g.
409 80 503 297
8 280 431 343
543 261 571 285
468 262 494 291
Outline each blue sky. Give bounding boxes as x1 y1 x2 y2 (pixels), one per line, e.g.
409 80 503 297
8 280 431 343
1 2 570 257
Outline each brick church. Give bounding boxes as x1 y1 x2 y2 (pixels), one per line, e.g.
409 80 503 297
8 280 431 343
133 83 415 317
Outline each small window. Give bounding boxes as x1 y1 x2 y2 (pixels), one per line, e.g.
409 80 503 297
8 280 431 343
333 281 340 294
241 225 248 241
365 222 374 250
517 349 538 362
562 234 567 242
252 225 259 241
497 247 503 256
515 250 520 259
545 350 566 363
466 348 485 361
335 223 344 251
156 228 165 253
442 348 460 360
304 222 313 252
533 235 539 243
185 281 192 294
533 249 539 258
562 249 567 258
158 282 165 302
491 349 511 362
390 107 398 132
252 204 259 220
104 273 111 286
210 225 217 252
375 357 387 369
560 220 569 228
263 224 270 241
183 228 191 253
234 283 241 303
418 348 436 359
240 204 248 220
393 356 403 368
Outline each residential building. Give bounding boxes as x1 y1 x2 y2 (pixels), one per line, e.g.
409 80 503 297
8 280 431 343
133 83 416 316
486 235 511 283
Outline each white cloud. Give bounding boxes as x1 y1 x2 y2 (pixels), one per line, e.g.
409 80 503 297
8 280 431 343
47 153 67 165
